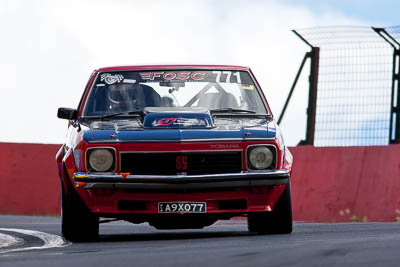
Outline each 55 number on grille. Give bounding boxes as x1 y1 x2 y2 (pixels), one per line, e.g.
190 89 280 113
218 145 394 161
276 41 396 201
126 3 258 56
176 156 187 170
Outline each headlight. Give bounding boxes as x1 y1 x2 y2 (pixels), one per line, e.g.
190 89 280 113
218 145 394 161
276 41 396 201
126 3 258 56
87 148 115 172
247 146 275 170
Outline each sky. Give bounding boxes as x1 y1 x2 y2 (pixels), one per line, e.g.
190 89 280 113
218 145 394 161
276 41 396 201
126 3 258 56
0 0 398 146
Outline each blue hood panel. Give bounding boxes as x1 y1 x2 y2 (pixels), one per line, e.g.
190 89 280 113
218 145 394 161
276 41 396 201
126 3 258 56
82 116 277 143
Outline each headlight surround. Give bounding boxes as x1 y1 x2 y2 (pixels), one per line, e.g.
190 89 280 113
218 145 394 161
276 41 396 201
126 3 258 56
87 148 115 172
247 145 276 170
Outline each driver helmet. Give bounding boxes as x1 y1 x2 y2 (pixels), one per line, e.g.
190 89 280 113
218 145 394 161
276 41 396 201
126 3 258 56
107 83 145 111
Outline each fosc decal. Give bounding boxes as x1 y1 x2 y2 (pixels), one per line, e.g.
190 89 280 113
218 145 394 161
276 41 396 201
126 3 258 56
139 72 205 81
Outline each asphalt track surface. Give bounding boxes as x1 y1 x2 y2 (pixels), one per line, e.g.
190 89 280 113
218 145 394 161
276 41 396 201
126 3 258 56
1 216 400 267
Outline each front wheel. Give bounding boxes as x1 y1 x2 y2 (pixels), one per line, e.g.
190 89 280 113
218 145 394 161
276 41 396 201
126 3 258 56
247 183 292 234
61 179 99 242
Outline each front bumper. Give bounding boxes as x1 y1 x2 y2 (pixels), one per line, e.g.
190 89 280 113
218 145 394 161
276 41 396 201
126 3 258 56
73 170 290 190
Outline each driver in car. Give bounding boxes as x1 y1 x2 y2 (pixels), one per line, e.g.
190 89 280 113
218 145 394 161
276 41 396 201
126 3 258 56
107 83 161 111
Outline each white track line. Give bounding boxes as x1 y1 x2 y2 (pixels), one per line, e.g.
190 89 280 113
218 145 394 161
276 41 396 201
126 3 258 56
0 233 23 248
0 228 69 254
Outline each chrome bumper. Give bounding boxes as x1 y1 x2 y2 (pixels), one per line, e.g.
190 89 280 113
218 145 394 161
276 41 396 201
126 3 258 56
73 170 290 189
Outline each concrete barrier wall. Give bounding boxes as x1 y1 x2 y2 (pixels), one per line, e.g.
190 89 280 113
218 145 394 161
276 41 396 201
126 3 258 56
291 145 400 222
0 143 61 216
1 142 400 222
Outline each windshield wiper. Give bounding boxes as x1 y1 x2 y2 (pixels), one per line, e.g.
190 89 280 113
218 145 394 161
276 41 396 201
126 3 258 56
99 110 142 121
99 112 123 120
210 108 272 120
210 108 257 114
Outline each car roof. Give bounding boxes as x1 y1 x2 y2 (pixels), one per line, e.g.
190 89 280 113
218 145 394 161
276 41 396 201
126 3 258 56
97 65 250 72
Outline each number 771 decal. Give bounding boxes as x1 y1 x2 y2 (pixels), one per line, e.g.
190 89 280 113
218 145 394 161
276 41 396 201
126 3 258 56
212 71 242 83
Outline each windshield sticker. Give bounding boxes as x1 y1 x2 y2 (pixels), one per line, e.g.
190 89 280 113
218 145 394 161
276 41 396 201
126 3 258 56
95 70 253 85
140 71 206 81
123 79 136 83
242 84 254 90
213 71 241 83
101 73 124 85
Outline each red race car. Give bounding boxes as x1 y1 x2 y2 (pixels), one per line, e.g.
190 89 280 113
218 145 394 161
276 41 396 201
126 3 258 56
56 65 293 241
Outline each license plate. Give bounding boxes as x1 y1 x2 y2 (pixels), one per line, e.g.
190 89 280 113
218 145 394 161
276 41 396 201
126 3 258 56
158 202 206 213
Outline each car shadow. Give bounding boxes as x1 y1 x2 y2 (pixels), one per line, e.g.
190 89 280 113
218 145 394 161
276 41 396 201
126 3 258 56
98 230 256 243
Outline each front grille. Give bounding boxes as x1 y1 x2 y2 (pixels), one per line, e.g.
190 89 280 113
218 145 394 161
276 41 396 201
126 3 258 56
120 151 242 175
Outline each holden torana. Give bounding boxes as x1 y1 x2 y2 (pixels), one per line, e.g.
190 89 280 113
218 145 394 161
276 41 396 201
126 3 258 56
56 65 293 241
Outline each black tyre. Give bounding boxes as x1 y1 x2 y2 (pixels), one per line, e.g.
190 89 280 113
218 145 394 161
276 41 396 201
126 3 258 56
61 178 99 242
247 183 292 234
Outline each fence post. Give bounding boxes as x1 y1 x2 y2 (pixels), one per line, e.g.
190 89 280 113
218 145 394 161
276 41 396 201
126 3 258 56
391 49 400 144
292 30 320 146
373 27 400 144
303 47 320 145
278 52 311 125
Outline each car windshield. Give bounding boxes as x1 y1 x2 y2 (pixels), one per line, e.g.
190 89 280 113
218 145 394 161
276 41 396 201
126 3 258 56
82 70 268 117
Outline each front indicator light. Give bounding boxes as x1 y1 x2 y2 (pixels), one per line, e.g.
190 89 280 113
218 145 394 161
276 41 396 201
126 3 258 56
74 174 88 179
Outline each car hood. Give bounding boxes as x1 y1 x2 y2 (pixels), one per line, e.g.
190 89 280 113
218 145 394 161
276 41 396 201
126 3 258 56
81 110 277 143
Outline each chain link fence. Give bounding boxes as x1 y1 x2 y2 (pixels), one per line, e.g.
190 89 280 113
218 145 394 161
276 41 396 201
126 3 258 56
280 26 400 147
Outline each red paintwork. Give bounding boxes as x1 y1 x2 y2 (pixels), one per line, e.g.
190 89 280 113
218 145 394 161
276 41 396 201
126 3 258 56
60 139 286 215
70 140 283 174
77 73 97 118
80 185 286 215
98 65 250 72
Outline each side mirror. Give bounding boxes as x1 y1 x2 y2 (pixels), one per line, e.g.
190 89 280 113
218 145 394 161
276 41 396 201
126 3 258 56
57 107 77 120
